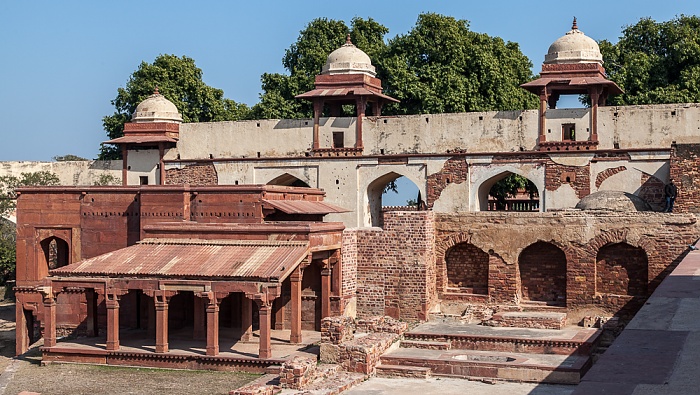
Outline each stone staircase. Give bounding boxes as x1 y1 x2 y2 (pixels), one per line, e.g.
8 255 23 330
376 311 602 385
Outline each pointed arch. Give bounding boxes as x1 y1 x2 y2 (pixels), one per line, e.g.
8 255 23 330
39 236 70 270
365 172 422 227
596 242 648 297
518 241 567 304
471 165 544 212
267 173 311 188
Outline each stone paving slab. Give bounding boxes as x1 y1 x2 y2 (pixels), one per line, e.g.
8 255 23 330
382 347 585 369
409 321 597 341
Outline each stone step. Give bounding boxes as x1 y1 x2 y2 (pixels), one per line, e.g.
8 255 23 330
380 348 591 385
400 339 452 350
484 312 567 330
405 323 601 356
376 364 432 379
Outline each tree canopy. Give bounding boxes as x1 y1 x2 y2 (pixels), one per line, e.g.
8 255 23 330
377 13 538 114
100 54 251 159
250 17 388 119
252 13 538 119
600 15 700 105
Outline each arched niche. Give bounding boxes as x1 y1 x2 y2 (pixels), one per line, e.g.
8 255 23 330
518 241 567 305
596 242 648 296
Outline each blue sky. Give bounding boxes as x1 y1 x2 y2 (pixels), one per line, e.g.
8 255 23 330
1 0 698 163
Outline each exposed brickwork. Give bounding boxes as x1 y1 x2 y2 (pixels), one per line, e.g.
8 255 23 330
595 166 626 188
445 243 489 293
519 242 567 303
485 312 567 330
670 143 700 213
596 243 648 296
165 163 218 185
545 161 591 198
340 231 358 307
638 173 665 209
426 156 467 208
279 356 317 390
321 316 355 345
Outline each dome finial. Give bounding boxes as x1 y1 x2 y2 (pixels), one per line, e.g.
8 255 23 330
154 86 160 95
572 17 578 30
345 33 352 45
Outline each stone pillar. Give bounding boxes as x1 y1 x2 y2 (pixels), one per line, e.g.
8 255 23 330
312 100 323 150
205 293 220 356
355 97 367 149
15 300 31 355
290 266 303 344
154 291 173 353
538 91 548 145
105 293 121 351
257 300 273 359
121 145 128 186
590 86 600 143
274 297 285 330
86 289 98 337
240 295 252 342
193 295 206 340
321 262 332 320
158 143 166 185
42 292 57 348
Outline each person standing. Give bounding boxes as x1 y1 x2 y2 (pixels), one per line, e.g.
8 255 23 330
665 178 678 212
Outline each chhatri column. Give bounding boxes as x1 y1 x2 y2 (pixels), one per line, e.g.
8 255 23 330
205 292 221 356
355 96 367 149
290 266 304 344
538 89 548 145
589 86 601 143
312 99 323 150
121 145 128 186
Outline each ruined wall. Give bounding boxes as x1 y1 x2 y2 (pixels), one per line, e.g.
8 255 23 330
671 143 700 213
0 160 122 186
347 211 436 321
165 162 218 185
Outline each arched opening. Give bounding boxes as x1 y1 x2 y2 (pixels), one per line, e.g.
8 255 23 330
444 243 489 295
479 171 539 211
519 242 567 305
40 236 70 270
267 173 311 188
168 291 195 335
367 173 421 227
596 243 648 296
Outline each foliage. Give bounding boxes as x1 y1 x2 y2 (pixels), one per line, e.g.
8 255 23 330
406 198 418 207
93 174 121 186
0 171 59 282
489 174 537 210
251 17 388 119
378 13 538 115
54 154 89 161
600 15 700 105
100 54 251 159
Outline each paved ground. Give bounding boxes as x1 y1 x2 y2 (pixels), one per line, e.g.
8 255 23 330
345 377 575 395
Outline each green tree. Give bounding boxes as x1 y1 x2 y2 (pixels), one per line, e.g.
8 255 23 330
100 54 251 159
250 17 389 119
53 154 88 161
489 174 537 210
377 13 539 115
0 171 60 282
600 15 700 105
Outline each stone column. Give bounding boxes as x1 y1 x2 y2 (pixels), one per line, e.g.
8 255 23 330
355 96 367 149
154 291 174 353
158 143 166 185
290 266 303 344
193 295 206 341
205 293 220 356
321 261 332 319
590 86 600 143
121 145 128 186
105 292 121 351
312 100 323 150
42 291 57 348
86 289 98 337
538 90 548 145
257 300 273 359
240 295 252 342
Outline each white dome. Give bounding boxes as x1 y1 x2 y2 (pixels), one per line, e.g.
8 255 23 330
544 19 603 65
321 35 376 77
132 89 183 123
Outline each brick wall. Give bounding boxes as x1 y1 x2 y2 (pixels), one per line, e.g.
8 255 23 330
444 243 489 293
670 143 700 213
596 243 648 296
518 241 567 303
165 163 218 185
638 173 665 209
595 166 627 188
545 161 591 198
426 156 468 208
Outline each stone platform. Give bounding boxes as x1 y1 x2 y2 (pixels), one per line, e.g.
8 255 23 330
40 327 320 373
378 321 601 384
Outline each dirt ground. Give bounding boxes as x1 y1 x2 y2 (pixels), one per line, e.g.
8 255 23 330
0 302 259 395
